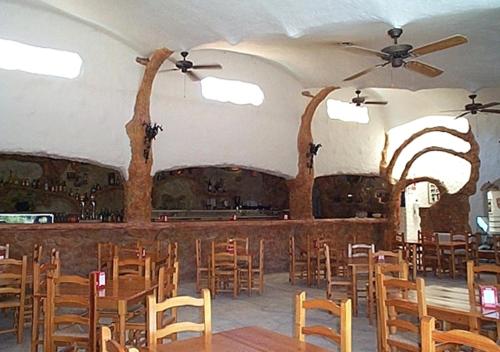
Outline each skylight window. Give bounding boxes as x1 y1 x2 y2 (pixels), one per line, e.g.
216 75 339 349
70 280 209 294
201 77 264 106
0 38 82 79
326 99 369 124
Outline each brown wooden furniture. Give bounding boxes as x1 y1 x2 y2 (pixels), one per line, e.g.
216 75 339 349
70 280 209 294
231 237 252 296
376 272 427 352
31 253 60 352
289 235 307 285
0 243 10 259
146 326 329 351
421 316 500 352
195 239 209 293
0 255 27 344
295 291 352 352
146 288 211 349
210 241 239 297
125 261 179 346
495 235 500 265
98 242 116 276
324 244 356 315
101 326 126 352
239 239 265 295
112 256 151 280
347 242 373 316
367 249 402 324
421 231 443 277
440 231 468 278
43 272 97 352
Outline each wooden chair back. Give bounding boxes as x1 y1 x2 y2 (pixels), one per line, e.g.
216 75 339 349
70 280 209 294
44 272 97 352
112 256 151 280
0 243 9 259
466 260 500 307
421 316 500 352
0 256 27 343
348 243 374 264
229 237 248 255
295 291 352 352
167 242 178 267
146 288 211 349
289 235 307 285
210 240 238 297
97 242 116 274
495 236 500 265
158 261 179 302
33 243 43 262
100 326 125 352
116 243 145 260
376 271 427 352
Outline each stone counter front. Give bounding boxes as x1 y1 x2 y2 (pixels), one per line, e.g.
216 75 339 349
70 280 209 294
0 219 387 281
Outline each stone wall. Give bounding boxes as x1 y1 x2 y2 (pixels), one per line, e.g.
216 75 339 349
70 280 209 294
0 219 386 281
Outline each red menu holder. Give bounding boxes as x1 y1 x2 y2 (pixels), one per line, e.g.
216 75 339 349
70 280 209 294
92 271 106 289
227 239 235 254
480 285 498 309
377 255 385 263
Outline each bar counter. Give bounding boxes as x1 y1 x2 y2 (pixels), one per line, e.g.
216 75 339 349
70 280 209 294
0 218 387 280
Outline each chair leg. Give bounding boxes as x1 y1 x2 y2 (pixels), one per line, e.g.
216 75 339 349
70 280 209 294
31 297 40 352
17 304 24 344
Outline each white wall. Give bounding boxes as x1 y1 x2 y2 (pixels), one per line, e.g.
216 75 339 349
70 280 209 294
0 1 139 175
312 88 387 176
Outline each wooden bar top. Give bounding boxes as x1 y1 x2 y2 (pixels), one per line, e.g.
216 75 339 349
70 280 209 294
149 326 329 352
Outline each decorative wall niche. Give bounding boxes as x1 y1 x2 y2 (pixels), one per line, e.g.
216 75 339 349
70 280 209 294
313 175 388 219
152 167 289 211
0 154 124 222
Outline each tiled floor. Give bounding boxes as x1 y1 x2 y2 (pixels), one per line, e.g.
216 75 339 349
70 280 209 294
0 272 464 351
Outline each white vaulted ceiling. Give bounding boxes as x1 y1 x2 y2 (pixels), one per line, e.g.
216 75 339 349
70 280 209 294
13 0 500 90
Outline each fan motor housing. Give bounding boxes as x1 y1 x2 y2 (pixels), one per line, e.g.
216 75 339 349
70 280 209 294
382 44 413 67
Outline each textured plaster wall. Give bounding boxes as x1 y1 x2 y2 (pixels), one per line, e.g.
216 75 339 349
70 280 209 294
0 2 138 175
149 49 303 178
312 88 387 176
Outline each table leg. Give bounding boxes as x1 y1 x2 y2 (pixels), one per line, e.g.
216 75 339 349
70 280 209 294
118 300 127 346
451 249 456 279
248 258 252 296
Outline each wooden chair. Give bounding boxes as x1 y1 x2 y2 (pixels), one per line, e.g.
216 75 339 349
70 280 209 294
44 272 97 352
0 243 9 259
421 316 500 352
294 291 352 352
367 250 402 325
466 260 500 338
324 244 356 315
376 271 427 352
112 256 151 280
98 242 116 276
239 239 265 295
289 235 307 285
0 255 27 343
101 326 140 352
442 231 469 275
495 235 500 265
210 241 238 297
348 242 374 316
421 232 443 277
146 288 211 349
31 253 60 352
195 239 209 293
125 262 179 346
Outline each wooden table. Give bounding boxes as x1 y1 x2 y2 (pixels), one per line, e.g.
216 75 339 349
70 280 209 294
39 276 157 346
147 326 329 351
425 284 499 331
438 241 466 278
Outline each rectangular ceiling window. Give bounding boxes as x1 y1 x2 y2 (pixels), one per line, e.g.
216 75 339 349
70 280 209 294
327 99 369 124
0 38 82 79
201 77 264 106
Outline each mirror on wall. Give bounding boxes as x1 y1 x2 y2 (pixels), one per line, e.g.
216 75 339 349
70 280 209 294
0 154 124 223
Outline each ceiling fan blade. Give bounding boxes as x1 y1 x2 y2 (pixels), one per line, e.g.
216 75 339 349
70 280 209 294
158 68 179 73
481 102 500 109
343 65 383 81
167 55 179 64
186 70 201 81
404 60 443 77
364 101 388 105
192 64 222 70
481 109 500 114
441 109 466 113
455 111 471 119
410 34 468 58
343 45 389 60
302 91 314 98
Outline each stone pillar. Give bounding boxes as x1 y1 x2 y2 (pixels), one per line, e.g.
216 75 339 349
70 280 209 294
124 48 173 223
288 86 337 220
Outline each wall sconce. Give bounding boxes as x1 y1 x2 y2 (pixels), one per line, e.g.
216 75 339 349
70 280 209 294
143 122 163 162
306 142 322 171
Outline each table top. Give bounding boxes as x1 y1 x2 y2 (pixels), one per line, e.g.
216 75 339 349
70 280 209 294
437 241 467 248
149 326 329 352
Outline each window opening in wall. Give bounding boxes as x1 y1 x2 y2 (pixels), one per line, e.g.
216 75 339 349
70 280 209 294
0 38 82 79
201 77 264 106
326 99 369 124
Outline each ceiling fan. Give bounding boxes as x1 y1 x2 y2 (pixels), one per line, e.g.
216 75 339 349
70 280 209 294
159 51 222 81
351 90 387 106
443 94 500 118
342 28 468 81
